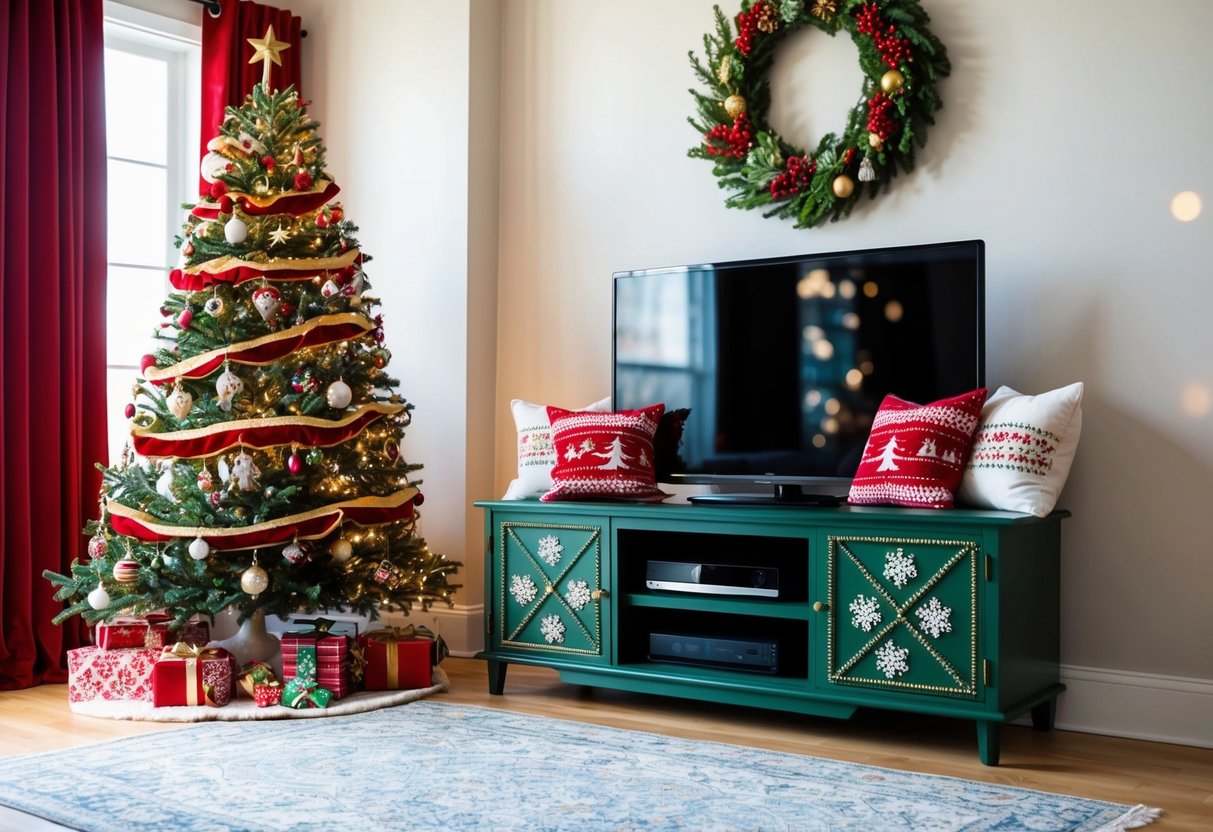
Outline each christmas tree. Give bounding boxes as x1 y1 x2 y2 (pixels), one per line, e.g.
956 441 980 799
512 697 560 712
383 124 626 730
45 29 459 630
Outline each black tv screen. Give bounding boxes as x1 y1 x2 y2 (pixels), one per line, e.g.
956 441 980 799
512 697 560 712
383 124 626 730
612 240 985 499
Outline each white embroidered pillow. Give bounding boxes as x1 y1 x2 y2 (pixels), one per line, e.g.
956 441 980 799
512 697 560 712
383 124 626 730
956 382 1084 517
502 396 611 500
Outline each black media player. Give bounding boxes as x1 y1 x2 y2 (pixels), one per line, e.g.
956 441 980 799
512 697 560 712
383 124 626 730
645 560 779 598
648 632 779 674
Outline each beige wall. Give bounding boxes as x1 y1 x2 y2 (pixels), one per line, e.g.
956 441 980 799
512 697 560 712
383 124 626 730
492 1 1213 687
116 0 1212 736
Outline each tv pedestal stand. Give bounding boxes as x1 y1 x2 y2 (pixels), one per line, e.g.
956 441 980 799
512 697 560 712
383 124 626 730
687 484 844 507
475 499 1067 766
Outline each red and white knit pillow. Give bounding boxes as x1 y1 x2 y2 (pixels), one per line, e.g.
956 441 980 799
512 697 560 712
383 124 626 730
848 389 988 509
541 404 667 502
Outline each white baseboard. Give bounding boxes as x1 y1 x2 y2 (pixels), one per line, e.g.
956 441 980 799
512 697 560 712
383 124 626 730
1051 664 1213 748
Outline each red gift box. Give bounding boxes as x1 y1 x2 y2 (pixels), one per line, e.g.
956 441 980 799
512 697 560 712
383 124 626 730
152 644 235 707
282 630 353 700
95 618 150 650
254 682 282 707
358 628 433 691
67 646 159 703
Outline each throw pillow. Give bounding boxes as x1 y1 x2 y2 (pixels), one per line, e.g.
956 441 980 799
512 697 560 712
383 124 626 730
955 382 1084 517
541 403 667 502
847 388 989 509
502 396 611 500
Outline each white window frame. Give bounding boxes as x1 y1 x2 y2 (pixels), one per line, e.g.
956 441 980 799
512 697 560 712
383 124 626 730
103 1 201 461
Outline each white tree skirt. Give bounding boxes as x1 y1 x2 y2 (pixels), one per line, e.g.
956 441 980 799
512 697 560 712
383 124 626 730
68 667 447 722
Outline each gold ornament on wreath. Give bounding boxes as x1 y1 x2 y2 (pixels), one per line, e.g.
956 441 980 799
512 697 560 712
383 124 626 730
687 0 950 228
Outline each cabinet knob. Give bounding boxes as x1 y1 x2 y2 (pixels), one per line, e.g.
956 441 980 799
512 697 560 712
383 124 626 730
591 589 607 601
812 601 828 612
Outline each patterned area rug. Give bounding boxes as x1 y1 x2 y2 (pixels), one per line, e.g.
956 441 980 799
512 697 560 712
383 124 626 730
0 701 1160 832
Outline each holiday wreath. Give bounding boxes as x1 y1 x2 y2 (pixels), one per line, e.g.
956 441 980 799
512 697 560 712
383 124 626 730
688 0 950 228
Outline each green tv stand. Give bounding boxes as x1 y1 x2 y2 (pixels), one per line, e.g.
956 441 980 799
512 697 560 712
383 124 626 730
474 499 1066 765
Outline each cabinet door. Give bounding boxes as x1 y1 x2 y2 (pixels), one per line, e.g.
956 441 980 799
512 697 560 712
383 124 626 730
493 519 607 662
823 532 981 700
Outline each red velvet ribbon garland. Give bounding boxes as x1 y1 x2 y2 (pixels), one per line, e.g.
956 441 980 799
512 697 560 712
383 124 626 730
169 247 361 292
189 180 340 220
106 487 419 550
142 313 372 384
131 402 401 459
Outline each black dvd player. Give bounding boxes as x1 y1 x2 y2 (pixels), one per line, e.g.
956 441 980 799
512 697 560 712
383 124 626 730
645 560 779 598
649 632 779 674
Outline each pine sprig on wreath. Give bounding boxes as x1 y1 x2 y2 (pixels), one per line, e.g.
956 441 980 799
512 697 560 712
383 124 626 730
687 0 950 228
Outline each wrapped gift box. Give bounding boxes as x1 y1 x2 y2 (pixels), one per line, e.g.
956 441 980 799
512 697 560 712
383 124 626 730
67 646 158 703
152 645 236 707
282 627 353 700
357 628 434 691
95 618 150 650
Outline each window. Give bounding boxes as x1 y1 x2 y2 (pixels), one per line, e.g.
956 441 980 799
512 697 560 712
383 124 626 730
103 3 200 461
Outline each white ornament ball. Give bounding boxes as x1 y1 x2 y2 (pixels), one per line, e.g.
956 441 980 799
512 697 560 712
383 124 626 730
87 585 111 610
329 538 353 562
215 367 244 413
224 216 248 245
188 536 211 560
326 380 353 409
240 563 269 596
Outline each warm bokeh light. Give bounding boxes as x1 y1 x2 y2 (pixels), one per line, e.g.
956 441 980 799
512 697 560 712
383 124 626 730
1171 191 1202 222
811 339 834 360
812 434 827 448
863 281 879 298
824 398 841 415
838 279 856 299
845 368 863 388
841 312 860 329
805 389 822 408
1180 382 1212 417
884 300 904 322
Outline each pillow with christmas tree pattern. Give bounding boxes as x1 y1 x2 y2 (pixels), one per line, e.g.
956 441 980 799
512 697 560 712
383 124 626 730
541 403 668 502
848 389 988 509
502 396 611 500
955 382 1084 516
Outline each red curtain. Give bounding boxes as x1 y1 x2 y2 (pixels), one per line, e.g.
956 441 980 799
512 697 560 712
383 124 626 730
200 0 302 195
0 0 107 689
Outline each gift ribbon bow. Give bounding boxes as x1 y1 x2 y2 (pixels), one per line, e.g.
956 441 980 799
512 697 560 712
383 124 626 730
237 660 278 698
365 625 426 644
283 676 331 709
347 641 367 683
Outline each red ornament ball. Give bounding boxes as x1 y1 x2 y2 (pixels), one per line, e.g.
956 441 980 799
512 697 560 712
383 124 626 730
414 492 425 507
261 155 276 170
112 557 139 584
178 308 193 329
140 354 157 374
315 213 330 229
210 180 228 198
219 195 234 214
287 452 303 475
294 172 314 191
124 402 136 419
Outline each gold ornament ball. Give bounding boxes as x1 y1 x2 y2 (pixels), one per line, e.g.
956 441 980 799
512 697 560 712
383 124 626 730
330 538 353 563
868 132 884 151
880 69 905 94
832 175 855 199
723 94 747 120
240 563 269 596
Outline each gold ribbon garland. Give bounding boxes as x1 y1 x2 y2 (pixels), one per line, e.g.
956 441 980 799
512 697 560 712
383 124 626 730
172 241 359 281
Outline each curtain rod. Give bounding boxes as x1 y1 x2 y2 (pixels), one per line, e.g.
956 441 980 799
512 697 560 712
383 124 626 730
182 0 308 37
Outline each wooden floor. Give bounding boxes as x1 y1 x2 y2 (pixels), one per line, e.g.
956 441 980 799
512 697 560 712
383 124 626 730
2 657 1211 829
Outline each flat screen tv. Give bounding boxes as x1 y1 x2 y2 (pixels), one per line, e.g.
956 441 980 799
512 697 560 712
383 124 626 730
612 240 985 505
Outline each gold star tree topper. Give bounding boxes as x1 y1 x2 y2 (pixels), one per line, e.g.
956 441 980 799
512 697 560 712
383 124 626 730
247 24 290 91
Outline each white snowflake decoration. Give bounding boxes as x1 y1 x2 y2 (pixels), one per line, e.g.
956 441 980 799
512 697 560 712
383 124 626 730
915 596 953 638
537 534 564 566
883 548 918 588
875 641 910 679
539 614 566 644
565 579 592 611
849 594 882 632
509 574 538 606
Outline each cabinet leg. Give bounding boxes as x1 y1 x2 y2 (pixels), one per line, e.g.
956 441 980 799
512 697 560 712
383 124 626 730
487 660 508 695
975 721 1001 766
1031 697 1057 731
